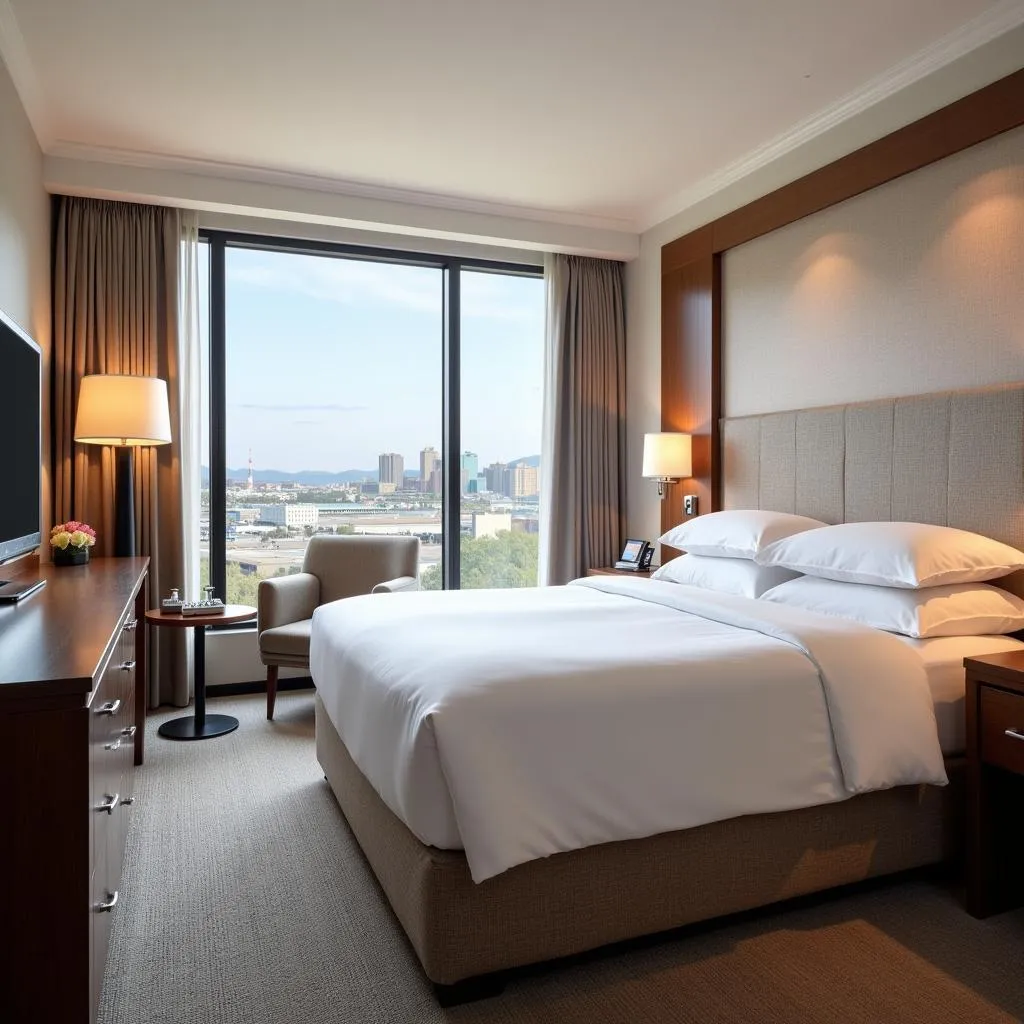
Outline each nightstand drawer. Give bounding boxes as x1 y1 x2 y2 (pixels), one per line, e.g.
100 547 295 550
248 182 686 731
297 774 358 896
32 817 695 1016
980 686 1024 775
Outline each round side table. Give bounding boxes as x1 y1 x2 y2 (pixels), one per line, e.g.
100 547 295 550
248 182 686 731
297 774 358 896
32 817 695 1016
145 604 256 740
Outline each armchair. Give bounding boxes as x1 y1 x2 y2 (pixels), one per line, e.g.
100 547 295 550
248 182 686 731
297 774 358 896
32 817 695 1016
257 534 420 719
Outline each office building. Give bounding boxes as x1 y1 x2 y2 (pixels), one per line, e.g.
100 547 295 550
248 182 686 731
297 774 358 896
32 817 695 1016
419 446 439 489
361 482 397 496
485 462 507 494
460 451 478 493
378 452 404 487
257 504 319 528
506 462 539 498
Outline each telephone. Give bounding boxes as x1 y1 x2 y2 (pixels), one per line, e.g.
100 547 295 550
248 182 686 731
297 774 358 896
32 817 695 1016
615 539 654 572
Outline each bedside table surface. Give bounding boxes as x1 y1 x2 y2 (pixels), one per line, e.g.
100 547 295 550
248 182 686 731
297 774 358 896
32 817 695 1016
964 650 1024 690
587 566 656 578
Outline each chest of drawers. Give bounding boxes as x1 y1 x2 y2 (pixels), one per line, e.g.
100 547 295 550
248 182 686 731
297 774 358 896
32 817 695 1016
0 557 148 1023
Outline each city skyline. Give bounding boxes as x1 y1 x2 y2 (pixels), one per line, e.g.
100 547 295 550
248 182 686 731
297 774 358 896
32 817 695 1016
212 446 541 483
212 450 540 481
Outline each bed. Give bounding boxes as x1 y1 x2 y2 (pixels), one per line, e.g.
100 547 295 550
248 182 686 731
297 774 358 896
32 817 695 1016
312 383 1024 998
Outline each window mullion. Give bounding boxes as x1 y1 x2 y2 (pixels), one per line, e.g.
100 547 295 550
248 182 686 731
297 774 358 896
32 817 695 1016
442 262 461 589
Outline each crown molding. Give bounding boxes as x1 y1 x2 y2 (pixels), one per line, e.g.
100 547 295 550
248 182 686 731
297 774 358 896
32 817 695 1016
640 0 1024 231
44 140 639 235
0 0 50 146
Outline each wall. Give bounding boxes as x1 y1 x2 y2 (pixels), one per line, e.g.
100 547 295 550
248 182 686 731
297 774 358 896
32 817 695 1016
0 55 50 535
625 23 1024 543
724 125 1024 417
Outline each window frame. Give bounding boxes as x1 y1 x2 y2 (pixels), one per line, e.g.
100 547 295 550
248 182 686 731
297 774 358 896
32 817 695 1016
200 230 542 605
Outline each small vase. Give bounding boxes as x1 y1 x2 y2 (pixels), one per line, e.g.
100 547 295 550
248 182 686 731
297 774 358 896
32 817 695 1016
53 547 90 566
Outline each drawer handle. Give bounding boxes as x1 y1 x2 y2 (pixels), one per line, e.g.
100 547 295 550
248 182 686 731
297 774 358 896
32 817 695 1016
97 792 120 814
1005 728 1024 743
120 660 136 672
94 890 119 913
123 619 138 632
104 737 122 752
95 699 121 716
121 725 137 739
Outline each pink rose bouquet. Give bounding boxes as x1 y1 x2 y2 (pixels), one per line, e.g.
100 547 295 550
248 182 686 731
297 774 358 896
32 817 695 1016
50 520 98 551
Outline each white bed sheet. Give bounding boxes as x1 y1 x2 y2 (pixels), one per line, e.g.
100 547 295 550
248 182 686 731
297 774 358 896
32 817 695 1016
897 634 1024 754
312 578 945 882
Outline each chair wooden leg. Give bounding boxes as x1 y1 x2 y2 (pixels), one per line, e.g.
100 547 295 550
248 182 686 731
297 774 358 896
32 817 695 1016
266 665 279 720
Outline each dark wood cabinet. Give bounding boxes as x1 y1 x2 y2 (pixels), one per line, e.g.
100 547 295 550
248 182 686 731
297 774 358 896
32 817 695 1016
964 651 1024 919
0 556 148 1023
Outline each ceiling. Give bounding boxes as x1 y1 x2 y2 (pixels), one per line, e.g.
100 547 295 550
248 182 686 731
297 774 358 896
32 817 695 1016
4 0 1022 232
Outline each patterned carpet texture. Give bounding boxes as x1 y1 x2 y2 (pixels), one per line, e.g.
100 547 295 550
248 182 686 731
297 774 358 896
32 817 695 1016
99 692 1024 1024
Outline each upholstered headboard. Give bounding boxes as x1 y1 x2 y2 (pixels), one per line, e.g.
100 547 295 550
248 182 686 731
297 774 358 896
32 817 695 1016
721 383 1024 596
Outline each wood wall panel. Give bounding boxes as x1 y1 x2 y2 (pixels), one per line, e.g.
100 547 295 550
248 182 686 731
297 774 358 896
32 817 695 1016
660 254 720 537
663 66 1024 274
661 66 1024 516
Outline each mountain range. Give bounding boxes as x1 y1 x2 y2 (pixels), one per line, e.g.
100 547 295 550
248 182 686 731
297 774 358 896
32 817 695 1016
203 454 540 488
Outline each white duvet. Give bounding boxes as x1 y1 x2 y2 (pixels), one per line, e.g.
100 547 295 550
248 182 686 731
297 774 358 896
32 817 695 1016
311 577 946 883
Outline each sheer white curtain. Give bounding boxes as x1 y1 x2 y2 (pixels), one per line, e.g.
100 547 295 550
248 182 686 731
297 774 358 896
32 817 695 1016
178 212 202 635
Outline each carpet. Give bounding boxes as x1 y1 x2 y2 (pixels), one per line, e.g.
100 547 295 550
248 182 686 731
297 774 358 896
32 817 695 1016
98 692 1024 1024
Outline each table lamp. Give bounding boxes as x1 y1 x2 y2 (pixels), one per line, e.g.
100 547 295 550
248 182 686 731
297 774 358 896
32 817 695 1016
74 374 172 556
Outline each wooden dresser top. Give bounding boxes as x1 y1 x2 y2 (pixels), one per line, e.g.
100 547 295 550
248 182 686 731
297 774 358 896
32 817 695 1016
0 557 148 699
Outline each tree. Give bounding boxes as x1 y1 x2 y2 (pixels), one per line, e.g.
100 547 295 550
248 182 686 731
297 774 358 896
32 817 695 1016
200 558 299 606
419 531 538 591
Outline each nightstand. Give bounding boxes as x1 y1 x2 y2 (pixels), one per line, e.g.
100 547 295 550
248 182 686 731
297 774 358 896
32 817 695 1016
964 651 1024 918
586 566 656 579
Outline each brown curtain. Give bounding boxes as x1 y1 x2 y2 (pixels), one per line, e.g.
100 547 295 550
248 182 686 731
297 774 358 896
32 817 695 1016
539 254 627 585
53 196 189 708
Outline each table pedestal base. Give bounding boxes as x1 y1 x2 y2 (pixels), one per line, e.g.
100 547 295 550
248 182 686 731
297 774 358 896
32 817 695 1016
158 713 239 740
156 617 241 741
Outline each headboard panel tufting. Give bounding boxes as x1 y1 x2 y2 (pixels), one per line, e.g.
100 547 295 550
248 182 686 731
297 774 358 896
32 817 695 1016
721 383 1024 596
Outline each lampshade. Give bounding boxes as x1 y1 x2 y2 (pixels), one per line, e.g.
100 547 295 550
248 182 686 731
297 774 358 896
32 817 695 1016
642 432 692 479
74 374 172 447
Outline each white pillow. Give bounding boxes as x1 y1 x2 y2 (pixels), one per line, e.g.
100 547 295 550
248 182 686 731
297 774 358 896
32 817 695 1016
652 554 801 598
756 521 1024 589
659 510 826 560
761 575 1024 638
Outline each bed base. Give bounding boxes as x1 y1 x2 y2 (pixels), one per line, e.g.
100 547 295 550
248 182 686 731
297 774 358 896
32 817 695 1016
315 696 963 994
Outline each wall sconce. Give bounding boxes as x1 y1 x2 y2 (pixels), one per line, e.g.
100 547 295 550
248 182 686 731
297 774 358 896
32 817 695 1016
642 432 692 500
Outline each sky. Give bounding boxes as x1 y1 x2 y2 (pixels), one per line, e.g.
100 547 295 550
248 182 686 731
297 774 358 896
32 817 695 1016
199 244 545 474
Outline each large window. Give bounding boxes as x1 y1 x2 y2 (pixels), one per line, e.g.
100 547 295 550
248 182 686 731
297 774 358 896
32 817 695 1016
456 270 545 589
199 235 543 603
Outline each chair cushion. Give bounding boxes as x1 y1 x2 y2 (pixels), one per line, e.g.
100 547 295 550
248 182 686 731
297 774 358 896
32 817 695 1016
259 619 312 661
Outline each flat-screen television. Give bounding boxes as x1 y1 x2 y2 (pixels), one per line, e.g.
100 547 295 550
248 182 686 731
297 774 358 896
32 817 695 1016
0 308 42 565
